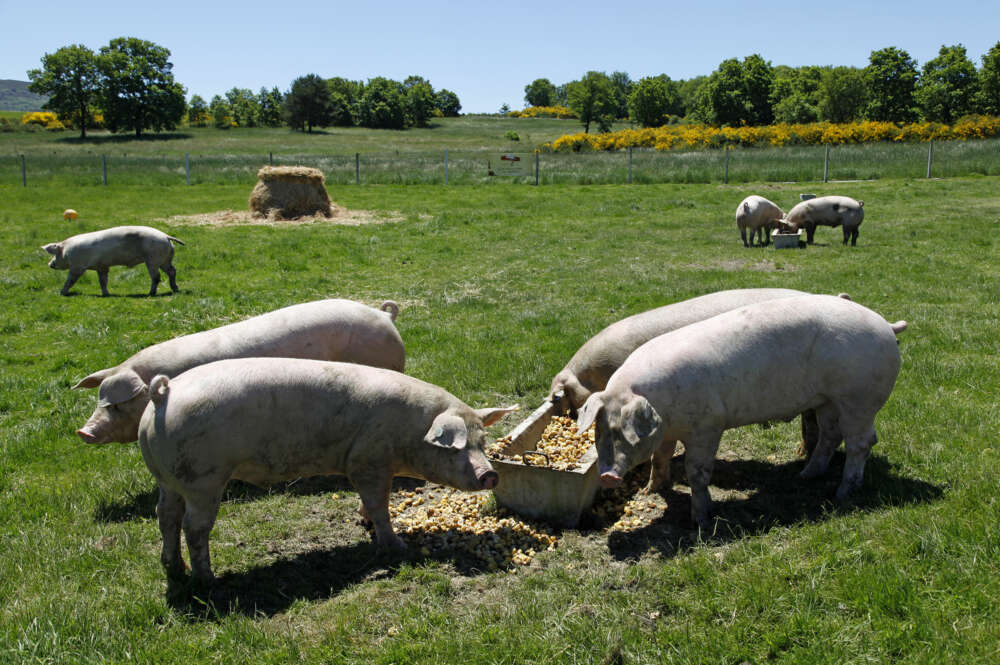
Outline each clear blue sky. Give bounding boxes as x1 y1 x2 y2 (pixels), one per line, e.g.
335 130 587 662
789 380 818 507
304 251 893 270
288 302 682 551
2 1 998 114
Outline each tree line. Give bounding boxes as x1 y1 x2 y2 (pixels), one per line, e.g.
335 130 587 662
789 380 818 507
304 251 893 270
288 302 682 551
524 43 1000 132
27 39 463 139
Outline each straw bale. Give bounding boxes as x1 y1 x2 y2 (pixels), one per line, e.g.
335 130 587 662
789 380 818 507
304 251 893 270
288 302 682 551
249 166 333 219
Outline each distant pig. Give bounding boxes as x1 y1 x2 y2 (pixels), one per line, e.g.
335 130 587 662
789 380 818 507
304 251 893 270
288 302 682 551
75 299 405 444
736 195 785 247
139 358 517 583
576 295 905 528
42 225 184 296
783 195 865 245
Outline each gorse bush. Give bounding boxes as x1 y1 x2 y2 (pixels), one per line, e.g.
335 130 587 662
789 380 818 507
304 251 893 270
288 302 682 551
509 106 576 119
545 115 1000 151
21 111 64 130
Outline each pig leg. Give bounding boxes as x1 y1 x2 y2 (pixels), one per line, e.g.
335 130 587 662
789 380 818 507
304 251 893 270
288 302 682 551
644 437 677 493
97 268 110 297
836 426 877 501
842 227 851 246
182 493 222 584
849 228 859 246
805 223 816 244
156 487 187 579
798 409 819 458
682 430 722 529
163 262 179 292
352 471 405 549
740 228 749 248
60 269 85 296
145 261 161 296
799 405 843 479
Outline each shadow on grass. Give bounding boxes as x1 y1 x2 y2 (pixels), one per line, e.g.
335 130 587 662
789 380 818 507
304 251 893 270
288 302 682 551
602 452 944 562
55 132 194 145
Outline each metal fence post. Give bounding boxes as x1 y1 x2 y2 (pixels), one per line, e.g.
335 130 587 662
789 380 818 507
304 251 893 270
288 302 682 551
628 146 633 184
926 141 934 178
21 154 26 186
355 153 360 185
724 147 730 184
535 152 539 186
185 152 190 185
102 154 107 186
823 144 830 183
445 149 449 185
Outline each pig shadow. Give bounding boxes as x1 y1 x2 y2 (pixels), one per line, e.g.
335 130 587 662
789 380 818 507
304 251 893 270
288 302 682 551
602 451 943 562
94 476 423 523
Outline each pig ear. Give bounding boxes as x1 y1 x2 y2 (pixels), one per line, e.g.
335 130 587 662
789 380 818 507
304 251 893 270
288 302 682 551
424 413 469 450
42 243 62 256
72 368 114 389
474 405 519 427
620 395 662 446
576 392 604 434
97 369 148 406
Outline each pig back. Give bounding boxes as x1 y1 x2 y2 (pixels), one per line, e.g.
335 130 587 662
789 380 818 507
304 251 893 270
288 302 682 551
125 299 405 383
64 226 172 269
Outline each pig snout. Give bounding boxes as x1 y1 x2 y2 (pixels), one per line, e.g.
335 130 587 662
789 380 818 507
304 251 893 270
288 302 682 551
600 471 623 488
77 427 100 444
478 470 499 490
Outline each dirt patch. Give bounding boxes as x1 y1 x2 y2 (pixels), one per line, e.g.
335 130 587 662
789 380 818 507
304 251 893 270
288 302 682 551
162 207 406 228
688 258 797 272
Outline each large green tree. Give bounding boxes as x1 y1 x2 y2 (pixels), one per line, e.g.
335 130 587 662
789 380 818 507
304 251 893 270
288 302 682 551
257 87 284 127
628 75 681 127
225 87 260 127
97 37 186 138
915 44 978 122
435 89 461 116
864 46 919 123
978 41 1000 115
818 66 867 123
770 65 822 124
695 55 774 126
283 73 334 132
187 95 208 127
524 78 557 107
403 75 436 128
609 71 633 119
27 44 100 139
355 77 406 129
567 71 617 133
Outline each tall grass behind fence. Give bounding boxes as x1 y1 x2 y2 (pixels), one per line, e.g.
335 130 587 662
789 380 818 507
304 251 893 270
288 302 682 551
4 138 999 186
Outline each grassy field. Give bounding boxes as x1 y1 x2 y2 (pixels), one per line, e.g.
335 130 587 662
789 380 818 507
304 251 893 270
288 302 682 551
1 154 999 662
4 116 1000 186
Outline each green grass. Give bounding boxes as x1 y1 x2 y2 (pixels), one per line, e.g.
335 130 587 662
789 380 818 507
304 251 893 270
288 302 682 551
1 171 999 663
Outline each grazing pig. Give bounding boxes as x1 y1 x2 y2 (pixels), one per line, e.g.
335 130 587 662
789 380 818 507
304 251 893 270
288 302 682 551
42 226 184 296
75 299 405 444
138 358 517 583
549 289 809 411
783 195 865 245
576 294 905 528
736 195 785 247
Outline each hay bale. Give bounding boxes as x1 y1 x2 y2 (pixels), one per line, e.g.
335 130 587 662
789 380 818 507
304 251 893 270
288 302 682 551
249 166 333 219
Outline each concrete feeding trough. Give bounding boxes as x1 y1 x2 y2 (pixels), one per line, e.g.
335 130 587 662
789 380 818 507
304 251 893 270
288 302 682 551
771 228 803 249
490 399 600 528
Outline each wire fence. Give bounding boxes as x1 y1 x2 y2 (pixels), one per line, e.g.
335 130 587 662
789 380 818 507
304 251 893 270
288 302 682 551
5 138 1000 187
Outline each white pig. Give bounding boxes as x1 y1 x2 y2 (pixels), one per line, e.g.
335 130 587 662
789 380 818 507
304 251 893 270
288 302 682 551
783 195 865 245
138 358 517 583
576 295 905 528
736 195 785 247
42 225 184 296
75 299 405 444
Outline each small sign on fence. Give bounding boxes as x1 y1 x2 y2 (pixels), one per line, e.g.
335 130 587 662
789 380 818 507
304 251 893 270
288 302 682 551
489 153 526 177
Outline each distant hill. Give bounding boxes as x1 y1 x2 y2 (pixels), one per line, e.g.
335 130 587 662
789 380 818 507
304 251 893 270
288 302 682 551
0 80 48 111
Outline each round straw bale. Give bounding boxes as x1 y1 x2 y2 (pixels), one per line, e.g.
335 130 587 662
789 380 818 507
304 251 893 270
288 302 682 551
249 166 333 219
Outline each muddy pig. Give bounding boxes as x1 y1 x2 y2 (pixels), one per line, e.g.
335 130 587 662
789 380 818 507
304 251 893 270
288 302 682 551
43 225 184 296
76 299 405 444
138 358 517 583
576 294 905 528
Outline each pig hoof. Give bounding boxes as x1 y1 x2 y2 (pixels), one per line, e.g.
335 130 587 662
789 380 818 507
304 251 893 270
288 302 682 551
379 534 407 550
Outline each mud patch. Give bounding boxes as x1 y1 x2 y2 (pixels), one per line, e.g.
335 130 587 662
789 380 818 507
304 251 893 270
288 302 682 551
687 258 797 272
162 207 407 228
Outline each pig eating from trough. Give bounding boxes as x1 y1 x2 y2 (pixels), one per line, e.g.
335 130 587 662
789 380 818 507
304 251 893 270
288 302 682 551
736 195 785 247
576 294 906 528
138 358 517 583
783 195 865 245
42 225 184 296
75 299 405 444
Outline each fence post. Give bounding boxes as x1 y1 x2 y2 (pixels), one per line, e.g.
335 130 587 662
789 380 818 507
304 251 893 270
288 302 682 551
355 153 360 185
185 152 190 185
724 147 730 184
269 152 273 166
445 149 449 185
102 154 107 186
926 140 934 178
21 154 26 187
628 146 633 184
535 152 539 186
823 144 830 183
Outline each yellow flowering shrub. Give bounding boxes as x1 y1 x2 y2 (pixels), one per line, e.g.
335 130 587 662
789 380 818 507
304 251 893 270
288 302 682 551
509 105 576 119
21 111 61 128
543 116 1000 152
